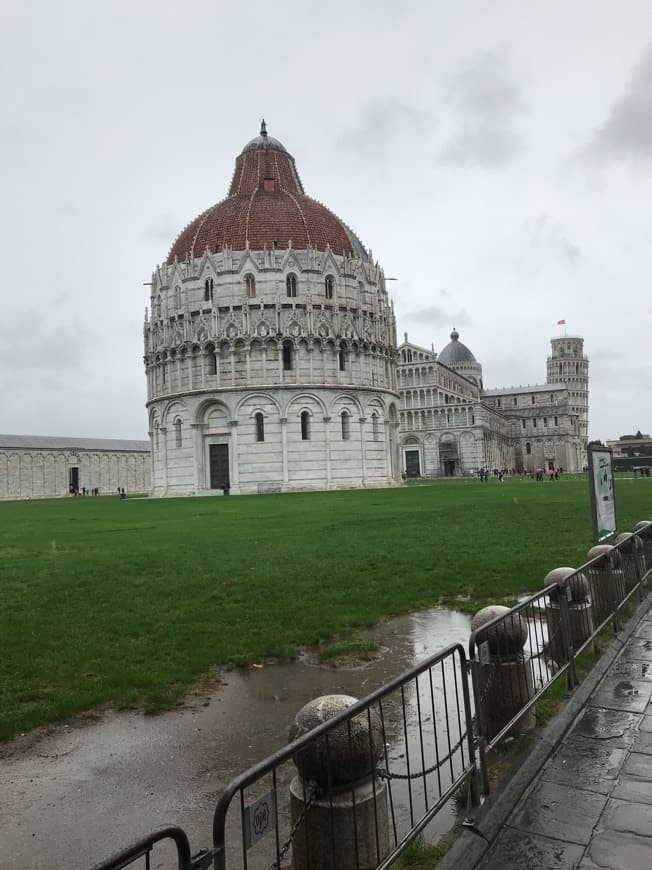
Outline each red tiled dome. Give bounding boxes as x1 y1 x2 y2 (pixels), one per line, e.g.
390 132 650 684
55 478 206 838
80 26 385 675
167 124 367 265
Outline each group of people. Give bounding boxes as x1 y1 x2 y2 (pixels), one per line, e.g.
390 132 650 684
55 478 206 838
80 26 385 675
478 468 513 482
534 467 561 481
476 467 564 482
70 486 100 496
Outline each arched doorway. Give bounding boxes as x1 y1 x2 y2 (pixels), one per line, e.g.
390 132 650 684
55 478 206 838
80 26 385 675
439 433 459 476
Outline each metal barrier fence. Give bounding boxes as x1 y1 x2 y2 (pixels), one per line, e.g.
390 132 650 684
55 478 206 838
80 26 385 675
90 826 198 870
468 526 651 794
90 520 651 870
211 642 477 869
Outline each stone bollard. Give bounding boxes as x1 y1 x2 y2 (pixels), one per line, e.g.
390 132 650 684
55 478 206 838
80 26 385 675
634 521 652 574
587 545 624 622
471 605 535 741
545 568 594 663
288 694 389 870
614 533 645 593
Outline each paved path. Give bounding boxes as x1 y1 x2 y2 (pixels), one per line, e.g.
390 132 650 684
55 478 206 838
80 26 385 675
477 605 652 869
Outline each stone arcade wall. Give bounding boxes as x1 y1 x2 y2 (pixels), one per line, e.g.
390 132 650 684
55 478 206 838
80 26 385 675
0 437 151 500
150 388 400 496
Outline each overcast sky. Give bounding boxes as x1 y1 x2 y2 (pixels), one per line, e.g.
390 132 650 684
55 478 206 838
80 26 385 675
1 0 650 441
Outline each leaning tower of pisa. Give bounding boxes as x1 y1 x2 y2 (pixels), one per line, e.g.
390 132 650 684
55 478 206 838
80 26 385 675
546 335 589 443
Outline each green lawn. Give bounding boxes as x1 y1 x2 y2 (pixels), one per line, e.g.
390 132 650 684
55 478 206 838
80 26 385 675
1 474 650 740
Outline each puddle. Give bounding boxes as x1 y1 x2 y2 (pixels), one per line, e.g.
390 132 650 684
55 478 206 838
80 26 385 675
0 606 472 870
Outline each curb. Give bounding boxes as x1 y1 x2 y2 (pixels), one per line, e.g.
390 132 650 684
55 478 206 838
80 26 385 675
435 593 652 870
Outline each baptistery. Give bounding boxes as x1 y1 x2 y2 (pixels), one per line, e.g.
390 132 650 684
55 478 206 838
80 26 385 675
144 123 400 495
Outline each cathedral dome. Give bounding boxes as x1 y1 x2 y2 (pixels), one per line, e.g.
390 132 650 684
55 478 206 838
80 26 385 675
167 122 367 264
438 329 477 365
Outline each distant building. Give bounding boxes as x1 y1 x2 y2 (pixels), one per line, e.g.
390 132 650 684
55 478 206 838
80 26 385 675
607 433 652 471
397 331 588 476
0 435 150 500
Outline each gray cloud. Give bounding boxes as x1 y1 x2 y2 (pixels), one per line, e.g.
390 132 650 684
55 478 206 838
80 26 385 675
582 43 652 166
0 314 87 372
404 304 472 327
439 52 528 168
342 99 437 160
143 216 180 244
524 214 582 270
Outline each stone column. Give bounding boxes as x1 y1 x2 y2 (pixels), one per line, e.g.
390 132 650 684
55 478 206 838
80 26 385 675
191 423 203 493
159 427 168 495
288 695 389 870
229 421 239 491
214 347 221 387
587 545 624 623
545 567 594 663
358 417 367 485
384 421 392 482
323 417 332 486
614 532 645 592
634 521 652 573
471 605 535 742
280 417 289 485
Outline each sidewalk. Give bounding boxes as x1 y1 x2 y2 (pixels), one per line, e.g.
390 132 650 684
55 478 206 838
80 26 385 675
477 601 652 869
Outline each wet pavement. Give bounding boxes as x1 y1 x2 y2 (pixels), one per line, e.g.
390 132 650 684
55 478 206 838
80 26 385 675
477 603 652 870
0 606 471 870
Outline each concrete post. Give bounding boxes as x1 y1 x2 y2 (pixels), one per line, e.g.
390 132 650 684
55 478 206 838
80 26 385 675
471 605 535 742
587 545 624 623
545 568 594 665
634 521 652 574
288 694 389 870
614 533 645 593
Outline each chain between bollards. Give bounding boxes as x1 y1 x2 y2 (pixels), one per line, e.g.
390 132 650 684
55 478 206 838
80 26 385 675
375 729 468 782
269 782 317 870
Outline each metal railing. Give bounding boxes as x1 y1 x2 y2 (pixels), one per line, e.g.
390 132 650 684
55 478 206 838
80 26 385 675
211 642 477 869
90 826 196 870
469 527 650 794
90 521 651 870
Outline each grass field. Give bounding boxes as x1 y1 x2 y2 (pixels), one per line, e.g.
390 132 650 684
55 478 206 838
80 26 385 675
1 474 650 741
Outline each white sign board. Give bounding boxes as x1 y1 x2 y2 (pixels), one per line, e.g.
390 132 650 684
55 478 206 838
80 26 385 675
244 790 277 850
588 448 617 542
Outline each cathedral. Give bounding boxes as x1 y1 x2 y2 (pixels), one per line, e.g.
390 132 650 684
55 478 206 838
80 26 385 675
397 331 588 478
143 124 589 497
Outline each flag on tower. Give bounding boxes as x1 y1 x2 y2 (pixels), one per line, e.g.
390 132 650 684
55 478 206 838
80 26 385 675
557 319 566 325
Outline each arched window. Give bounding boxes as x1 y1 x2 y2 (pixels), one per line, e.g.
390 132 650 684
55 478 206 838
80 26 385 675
372 413 379 441
245 274 256 298
204 277 214 302
175 285 181 308
525 442 531 455
205 344 217 376
301 411 310 441
174 418 182 448
341 411 350 440
339 347 346 371
325 275 334 299
286 273 297 297
255 412 264 442
282 340 293 371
